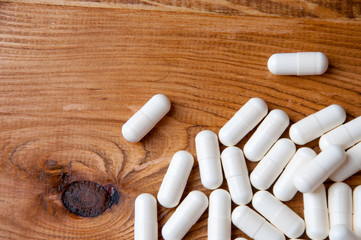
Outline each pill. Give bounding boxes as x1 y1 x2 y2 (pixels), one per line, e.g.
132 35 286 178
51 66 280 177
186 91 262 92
208 189 231 240
157 150 194 208
273 147 316 202
219 97 268 146
354 185 361 238
303 184 329 240
122 94 171 142
329 224 359 240
267 52 328 75
232 205 285 240
319 116 361 150
289 104 346 145
330 142 361 182
234 238 247 240
221 146 253 205
244 109 289 162
294 145 346 193
328 182 352 229
134 193 158 240
195 130 223 189
250 138 296 190
252 191 305 239
162 191 208 240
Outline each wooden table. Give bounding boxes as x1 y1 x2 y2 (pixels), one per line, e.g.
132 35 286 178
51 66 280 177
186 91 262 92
0 1 360 239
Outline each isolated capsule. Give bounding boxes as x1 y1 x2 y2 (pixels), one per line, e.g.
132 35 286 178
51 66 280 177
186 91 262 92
250 138 296 190
354 185 361 238
289 104 346 145
232 205 285 240
273 147 316 202
219 98 268 146
234 238 247 240
195 130 223 189
303 184 329 240
319 116 361 150
329 224 359 240
244 109 289 162
157 151 194 208
162 191 208 240
252 191 305 239
208 189 231 240
134 193 158 240
267 52 328 75
328 182 352 229
122 94 171 142
294 145 346 193
221 147 253 205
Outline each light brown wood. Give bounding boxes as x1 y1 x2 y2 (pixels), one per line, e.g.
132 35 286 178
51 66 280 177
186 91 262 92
0 1 360 239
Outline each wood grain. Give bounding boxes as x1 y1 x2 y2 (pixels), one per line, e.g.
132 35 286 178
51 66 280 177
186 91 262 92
0 1 360 239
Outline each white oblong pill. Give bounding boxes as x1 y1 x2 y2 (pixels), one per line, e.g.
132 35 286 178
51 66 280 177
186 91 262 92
162 191 208 240
330 142 361 181
294 145 346 193
328 182 352 229
234 238 247 240
244 109 289 162
232 205 285 240
157 150 194 208
122 94 171 142
134 193 158 240
267 52 328 75
319 116 361 150
221 147 253 205
208 189 231 240
273 147 316 202
219 97 268 146
250 138 296 190
329 224 359 240
354 185 361 238
195 130 223 189
289 104 346 145
252 191 305 239
303 184 329 240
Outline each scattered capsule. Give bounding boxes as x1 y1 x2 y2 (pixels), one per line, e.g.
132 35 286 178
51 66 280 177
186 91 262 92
294 145 346 193
289 104 346 145
195 130 223 189
319 116 361 150
267 52 328 75
252 191 305 239
219 98 268 146
208 189 231 240
328 182 352 229
273 147 316 202
244 109 289 162
157 151 194 208
232 205 285 240
250 138 296 190
134 194 158 240
162 191 208 240
329 224 359 240
221 147 253 205
354 185 361 238
122 94 171 142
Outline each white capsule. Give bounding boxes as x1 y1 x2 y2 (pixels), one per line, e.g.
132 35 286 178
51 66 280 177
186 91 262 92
208 189 231 240
303 184 329 240
250 138 296 190
294 145 346 193
319 116 361 150
195 130 223 189
273 147 316 202
122 94 171 142
330 142 361 181
234 238 247 240
244 109 289 162
328 182 352 229
329 224 359 240
289 104 346 145
221 147 253 205
232 205 285 240
267 52 328 75
162 191 208 240
134 193 158 240
157 151 194 208
252 191 305 239
354 185 361 238
219 98 268 146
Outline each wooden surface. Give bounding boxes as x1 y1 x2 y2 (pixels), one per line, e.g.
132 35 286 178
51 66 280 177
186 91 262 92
0 0 361 239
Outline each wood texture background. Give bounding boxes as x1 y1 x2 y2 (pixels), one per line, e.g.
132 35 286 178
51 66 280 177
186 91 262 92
0 0 360 239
